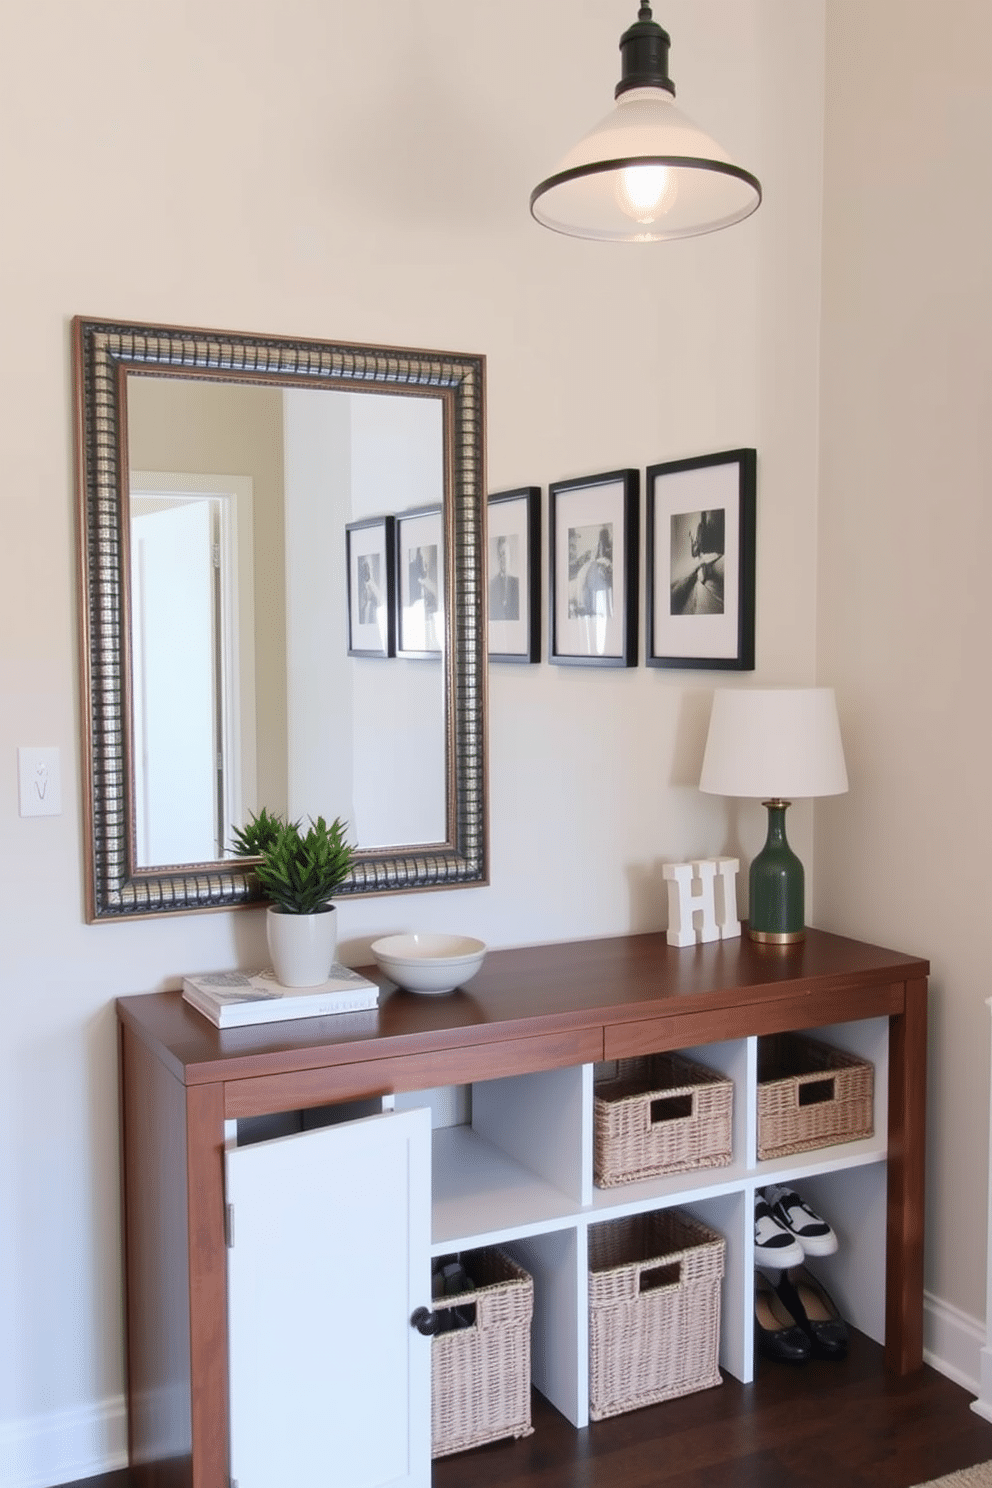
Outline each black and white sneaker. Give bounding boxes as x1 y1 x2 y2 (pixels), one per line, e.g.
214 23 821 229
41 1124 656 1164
763 1184 838 1257
754 1195 804 1268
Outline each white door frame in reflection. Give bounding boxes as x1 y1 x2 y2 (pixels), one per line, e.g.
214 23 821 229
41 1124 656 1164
131 473 256 865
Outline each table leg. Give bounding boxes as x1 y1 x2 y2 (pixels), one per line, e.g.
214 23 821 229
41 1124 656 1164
885 977 928 1373
186 1083 229 1488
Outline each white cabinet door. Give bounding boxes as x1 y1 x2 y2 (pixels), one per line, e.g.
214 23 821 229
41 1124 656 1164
225 1106 432 1488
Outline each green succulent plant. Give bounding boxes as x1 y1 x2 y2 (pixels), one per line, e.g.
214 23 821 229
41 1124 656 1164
230 806 285 859
231 810 356 915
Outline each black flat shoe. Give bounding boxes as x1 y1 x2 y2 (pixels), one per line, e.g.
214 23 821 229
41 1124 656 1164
754 1270 811 1363
773 1265 849 1360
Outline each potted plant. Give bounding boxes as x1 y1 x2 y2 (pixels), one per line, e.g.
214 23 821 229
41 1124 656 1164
232 810 356 987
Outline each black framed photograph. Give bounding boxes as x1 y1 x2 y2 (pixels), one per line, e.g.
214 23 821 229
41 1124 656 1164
345 515 395 658
396 505 444 658
646 448 756 670
488 487 541 663
549 469 638 667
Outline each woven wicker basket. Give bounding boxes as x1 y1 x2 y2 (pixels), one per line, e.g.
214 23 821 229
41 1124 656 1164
757 1032 874 1160
594 1052 733 1187
588 1208 724 1420
431 1247 534 1459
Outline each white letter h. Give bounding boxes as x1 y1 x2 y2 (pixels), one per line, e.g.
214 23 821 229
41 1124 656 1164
663 858 741 947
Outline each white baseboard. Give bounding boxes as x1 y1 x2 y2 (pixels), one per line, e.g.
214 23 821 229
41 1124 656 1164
974 1323 992 1422
923 1289 984 1398
1 1298 984 1486
0 1394 128 1488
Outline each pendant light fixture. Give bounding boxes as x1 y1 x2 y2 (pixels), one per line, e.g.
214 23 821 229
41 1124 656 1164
530 4 762 242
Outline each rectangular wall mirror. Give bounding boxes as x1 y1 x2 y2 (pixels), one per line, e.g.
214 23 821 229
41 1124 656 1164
73 317 488 919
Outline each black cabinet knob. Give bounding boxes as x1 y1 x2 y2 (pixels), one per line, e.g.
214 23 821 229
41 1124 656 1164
410 1306 442 1336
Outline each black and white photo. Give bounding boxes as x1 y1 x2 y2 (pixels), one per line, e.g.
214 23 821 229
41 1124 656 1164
396 505 444 657
646 449 756 669
346 515 395 658
488 487 541 662
549 470 638 667
669 507 725 616
489 534 520 621
569 523 614 620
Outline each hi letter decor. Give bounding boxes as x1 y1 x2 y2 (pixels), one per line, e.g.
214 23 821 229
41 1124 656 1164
664 858 741 947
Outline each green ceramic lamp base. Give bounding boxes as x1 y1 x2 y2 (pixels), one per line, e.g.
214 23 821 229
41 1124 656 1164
748 799 805 944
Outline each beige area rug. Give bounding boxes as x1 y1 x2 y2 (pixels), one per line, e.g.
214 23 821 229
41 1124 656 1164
916 1465 992 1488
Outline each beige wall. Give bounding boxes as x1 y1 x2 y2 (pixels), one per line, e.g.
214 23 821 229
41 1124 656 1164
817 0 992 1326
0 2 871 1482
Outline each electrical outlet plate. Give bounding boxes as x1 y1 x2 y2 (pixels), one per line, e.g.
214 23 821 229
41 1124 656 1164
18 746 62 817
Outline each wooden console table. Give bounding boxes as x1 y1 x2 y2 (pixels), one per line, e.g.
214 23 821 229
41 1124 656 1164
117 927 928 1488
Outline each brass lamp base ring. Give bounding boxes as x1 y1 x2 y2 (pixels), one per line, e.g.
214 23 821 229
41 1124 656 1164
748 926 806 946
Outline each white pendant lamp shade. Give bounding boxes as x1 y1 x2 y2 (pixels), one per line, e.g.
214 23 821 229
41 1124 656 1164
531 6 761 243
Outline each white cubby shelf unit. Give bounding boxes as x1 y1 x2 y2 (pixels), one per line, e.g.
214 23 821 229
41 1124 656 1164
258 1015 890 1431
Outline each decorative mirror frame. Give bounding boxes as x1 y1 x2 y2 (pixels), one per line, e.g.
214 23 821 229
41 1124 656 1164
73 317 488 920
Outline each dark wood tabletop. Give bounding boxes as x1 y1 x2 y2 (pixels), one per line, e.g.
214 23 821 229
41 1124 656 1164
117 926 930 1087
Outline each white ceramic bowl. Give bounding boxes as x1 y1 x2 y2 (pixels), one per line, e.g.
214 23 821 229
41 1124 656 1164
370 933 487 995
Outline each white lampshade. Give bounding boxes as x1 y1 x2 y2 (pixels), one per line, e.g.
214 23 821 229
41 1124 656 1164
699 688 849 800
530 5 761 244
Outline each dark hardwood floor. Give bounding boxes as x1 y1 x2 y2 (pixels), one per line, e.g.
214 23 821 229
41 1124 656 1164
59 1332 992 1488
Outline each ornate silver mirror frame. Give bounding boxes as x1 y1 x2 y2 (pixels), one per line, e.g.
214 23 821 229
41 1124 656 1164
73 317 488 920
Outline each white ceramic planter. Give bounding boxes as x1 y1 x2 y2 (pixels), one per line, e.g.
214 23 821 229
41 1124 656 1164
266 904 337 987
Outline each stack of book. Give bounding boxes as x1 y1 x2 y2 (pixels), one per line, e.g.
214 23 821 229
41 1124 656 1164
181 965 379 1028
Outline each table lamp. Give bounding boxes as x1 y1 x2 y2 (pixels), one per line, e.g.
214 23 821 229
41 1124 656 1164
698 688 848 944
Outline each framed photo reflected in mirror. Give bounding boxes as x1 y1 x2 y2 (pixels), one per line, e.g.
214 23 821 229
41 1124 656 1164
346 515 395 658
396 505 444 658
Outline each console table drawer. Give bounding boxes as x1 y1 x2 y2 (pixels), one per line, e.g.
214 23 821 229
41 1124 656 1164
604 982 905 1061
224 1026 605 1119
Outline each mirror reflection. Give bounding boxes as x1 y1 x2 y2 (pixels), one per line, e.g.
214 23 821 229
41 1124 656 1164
126 375 446 867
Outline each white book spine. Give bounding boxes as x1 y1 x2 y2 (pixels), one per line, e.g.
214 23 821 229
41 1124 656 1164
220 987 379 1028
181 974 379 1028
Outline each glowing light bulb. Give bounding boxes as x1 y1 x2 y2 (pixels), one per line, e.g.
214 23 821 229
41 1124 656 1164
615 163 678 224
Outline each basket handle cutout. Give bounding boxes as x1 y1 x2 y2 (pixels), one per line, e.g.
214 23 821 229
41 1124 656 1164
650 1093 693 1124
798 1077 835 1107
639 1261 681 1293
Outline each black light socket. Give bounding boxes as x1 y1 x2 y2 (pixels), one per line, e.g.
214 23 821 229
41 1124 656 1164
615 3 675 98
